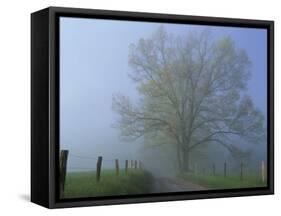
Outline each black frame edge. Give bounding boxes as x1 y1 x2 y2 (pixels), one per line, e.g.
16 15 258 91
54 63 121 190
31 8 51 208
48 6 274 25
268 21 274 195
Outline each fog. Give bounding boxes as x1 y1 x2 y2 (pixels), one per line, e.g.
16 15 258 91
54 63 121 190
60 17 267 177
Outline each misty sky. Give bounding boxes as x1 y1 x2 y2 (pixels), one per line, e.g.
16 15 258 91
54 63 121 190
59 17 267 172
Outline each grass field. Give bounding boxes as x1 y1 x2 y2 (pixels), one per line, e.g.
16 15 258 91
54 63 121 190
62 170 153 198
180 172 267 190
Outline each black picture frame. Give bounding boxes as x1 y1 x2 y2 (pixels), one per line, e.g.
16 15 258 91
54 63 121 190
31 6 274 209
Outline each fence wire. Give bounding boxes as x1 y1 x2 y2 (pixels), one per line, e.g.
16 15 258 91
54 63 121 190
67 153 140 171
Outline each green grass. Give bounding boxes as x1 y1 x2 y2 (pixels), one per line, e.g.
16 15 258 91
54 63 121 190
62 169 153 199
180 172 267 190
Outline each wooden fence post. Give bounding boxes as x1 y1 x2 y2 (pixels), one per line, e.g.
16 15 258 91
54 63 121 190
131 160 133 169
212 163 216 176
125 160 128 174
115 159 119 176
60 150 69 194
261 160 265 183
224 161 227 177
96 156 102 182
134 160 137 169
240 162 243 181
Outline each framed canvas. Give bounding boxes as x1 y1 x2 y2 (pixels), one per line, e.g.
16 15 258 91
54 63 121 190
31 6 274 208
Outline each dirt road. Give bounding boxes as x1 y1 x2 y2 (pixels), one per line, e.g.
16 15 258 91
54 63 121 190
151 177 206 193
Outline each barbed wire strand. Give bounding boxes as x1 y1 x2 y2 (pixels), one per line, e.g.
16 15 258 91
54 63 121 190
69 153 135 163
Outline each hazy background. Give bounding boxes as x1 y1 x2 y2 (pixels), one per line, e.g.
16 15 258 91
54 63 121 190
60 17 267 174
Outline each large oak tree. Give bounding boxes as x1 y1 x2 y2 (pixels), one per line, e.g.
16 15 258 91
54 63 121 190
113 27 265 172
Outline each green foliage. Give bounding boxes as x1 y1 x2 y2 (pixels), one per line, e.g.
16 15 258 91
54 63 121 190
180 172 266 189
63 170 153 198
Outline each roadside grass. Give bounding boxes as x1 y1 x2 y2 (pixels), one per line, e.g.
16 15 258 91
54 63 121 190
62 170 153 198
180 172 267 190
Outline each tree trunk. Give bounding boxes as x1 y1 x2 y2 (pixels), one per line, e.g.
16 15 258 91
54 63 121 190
176 143 183 171
182 149 190 172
